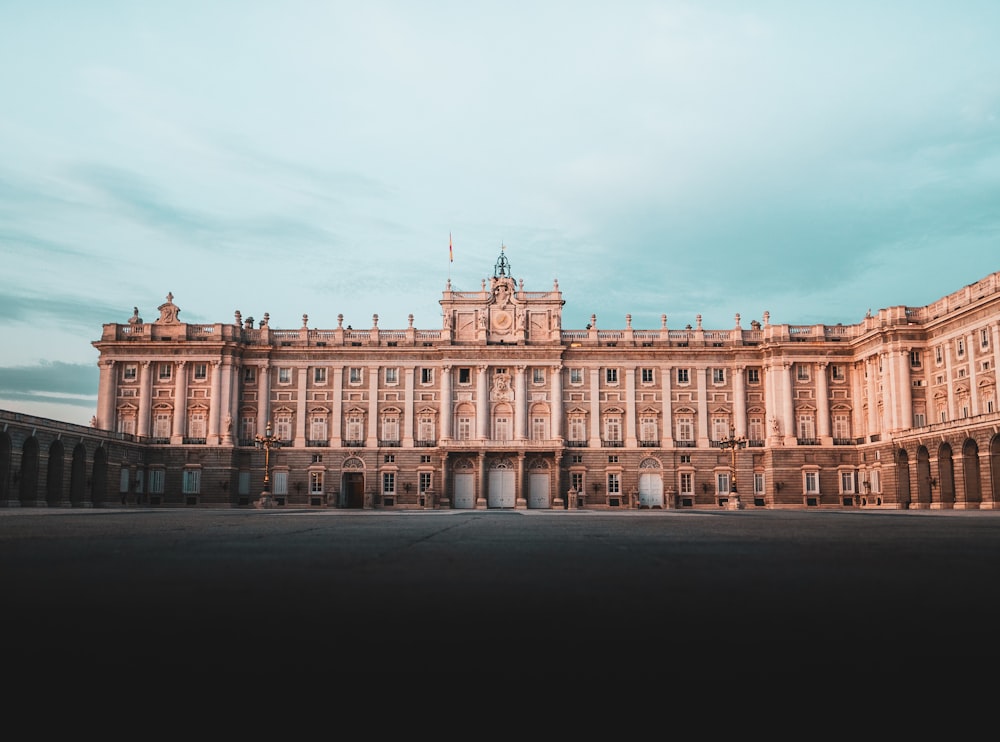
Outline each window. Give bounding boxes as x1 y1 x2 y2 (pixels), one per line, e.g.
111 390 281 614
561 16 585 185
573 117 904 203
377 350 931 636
349 367 363 384
640 417 657 442
676 418 693 443
569 417 586 442
310 471 324 494
677 368 690 384
957 339 965 357
680 454 691 464
913 412 926 427
840 471 854 494
712 368 725 384
833 414 850 439
804 471 819 494
712 417 729 442
241 417 256 441
238 471 250 496
754 473 765 495
272 471 288 496
311 454 323 463
531 416 547 440
384 454 395 463
831 365 845 381
119 468 130 494
158 363 172 380
607 473 620 494
749 417 764 442
457 416 472 441
458 367 471 384
569 368 583 385
871 470 881 493
747 368 760 384
418 417 435 442
641 368 654 384
182 468 201 494
419 472 432 493
606 368 618 384
188 412 206 440
680 472 693 495
935 346 943 364
494 416 511 441
243 366 256 383
982 328 990 348
194 363 207 381
346 415 363 441
797 364 810 381
716 472 730 493
605 417 621 442
384 367 398 384
798 414 815 440
571 454 583 464
149 469 165 494
122 364 137 381
420 454 432 464
278 367 292 384
275 415 292 441
608 455 619 464
314 367 327 384
532 368 545 385
571 472 583 491
153 413 171 439
381 417 399 443
910 350 922 368
421 368 434 384
382 472 395 495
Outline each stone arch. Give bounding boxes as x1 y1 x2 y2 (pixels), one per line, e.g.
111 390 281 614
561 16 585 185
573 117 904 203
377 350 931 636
70 443 87 507
0 431 11 503
18 435 41 506
938 442 955 507
990 434 1000 508
916 445 932 507
896 447 911 509
47 439 66 507
962 438 982 507
91 446 109 507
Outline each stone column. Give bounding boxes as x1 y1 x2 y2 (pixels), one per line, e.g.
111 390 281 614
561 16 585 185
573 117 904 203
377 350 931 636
697 366 709 446
367 364 379 447
331 367 343 446
782 362 795 446
171 361 187 444
551 364 563 440
943 341 955 420
625 367 637 447
477 365 490 440
588 367 601 447
816 361 831 443
515 365 527 440
257 363 270 433
440 365 452 440
97 359 116 430
733 364 747 438
208 360 223 445
865 357 879 439
403 365 415 446
661 366 674 447
967 332 979 416
294 367 308 447
138 360 152 438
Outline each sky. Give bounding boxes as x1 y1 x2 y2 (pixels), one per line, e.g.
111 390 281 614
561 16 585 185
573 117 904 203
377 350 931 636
1 1 999 427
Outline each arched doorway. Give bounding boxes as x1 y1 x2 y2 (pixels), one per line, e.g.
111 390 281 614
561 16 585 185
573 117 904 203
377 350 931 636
47 439 65 507
991 435 1000 509
896 448 911 509
19 436 40 506
962 438 982 509
341 457 366 508
637 457 664 508
915 446 932 508
938 443 955 508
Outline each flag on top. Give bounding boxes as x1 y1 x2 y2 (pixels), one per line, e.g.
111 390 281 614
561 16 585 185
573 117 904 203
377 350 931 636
449 233 453 263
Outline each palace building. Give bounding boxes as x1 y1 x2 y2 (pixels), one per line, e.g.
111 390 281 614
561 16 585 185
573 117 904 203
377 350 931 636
3 249 1000 510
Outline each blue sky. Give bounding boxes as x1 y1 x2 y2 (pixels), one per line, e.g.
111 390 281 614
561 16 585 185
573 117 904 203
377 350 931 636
2 1 999 427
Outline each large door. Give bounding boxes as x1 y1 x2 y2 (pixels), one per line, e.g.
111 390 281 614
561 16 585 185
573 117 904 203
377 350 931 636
528 473 550 509
488 469 516 508
453 473 476 509
638 472 664 509
344 472 365 509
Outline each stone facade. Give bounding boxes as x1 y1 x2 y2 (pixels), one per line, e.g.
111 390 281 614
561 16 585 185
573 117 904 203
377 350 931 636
3 249 999 509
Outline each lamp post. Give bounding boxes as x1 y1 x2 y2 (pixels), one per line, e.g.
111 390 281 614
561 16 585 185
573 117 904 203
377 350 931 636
254 420 282 508
719 426 747 509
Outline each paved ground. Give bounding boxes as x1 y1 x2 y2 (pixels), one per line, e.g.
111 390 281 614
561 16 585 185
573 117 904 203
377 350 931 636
2 507 998 680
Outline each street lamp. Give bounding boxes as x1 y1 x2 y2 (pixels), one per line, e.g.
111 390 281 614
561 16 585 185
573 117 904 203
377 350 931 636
719 426 747 508
254 420 282 508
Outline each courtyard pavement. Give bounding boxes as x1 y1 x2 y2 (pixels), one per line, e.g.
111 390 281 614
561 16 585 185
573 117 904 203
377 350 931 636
2 507 998 681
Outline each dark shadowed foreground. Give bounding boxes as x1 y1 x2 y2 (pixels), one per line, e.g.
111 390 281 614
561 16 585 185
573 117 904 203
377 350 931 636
2 508 997 681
